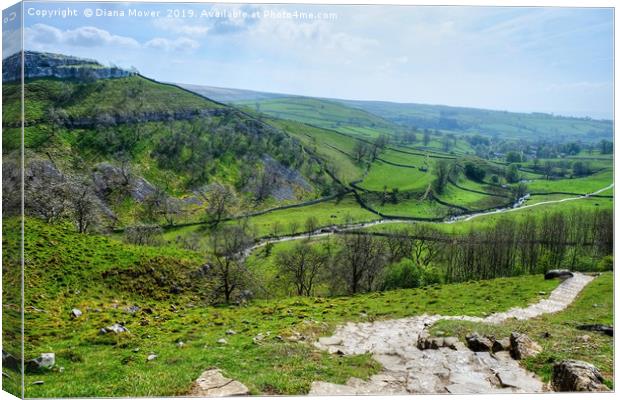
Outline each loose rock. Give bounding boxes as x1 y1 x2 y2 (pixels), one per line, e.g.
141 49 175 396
510 332 542 360
552 360 609 392
465 332 493 352
25 353 55 372
100 323 129 334
70 308 82 319
188 369 249 396
147 354 157 362
217 338 228 345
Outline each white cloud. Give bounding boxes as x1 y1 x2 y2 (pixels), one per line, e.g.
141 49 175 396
144 37 200 52
3 28 22 57
153 18 210 37
25 24 139 49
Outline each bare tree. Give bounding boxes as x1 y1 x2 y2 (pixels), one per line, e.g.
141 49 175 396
208 223 254 304
335 234 387 294
276 241 328 296
67 180 101 233
124 224 164 246
200 183 237 227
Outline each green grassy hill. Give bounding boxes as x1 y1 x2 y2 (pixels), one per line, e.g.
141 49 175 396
339 100 613 142
235 97 403 138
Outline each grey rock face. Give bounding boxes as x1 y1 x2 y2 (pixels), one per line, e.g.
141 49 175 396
509 332 542 360
188 369 249 396
552 360 609 392
3 51 136 82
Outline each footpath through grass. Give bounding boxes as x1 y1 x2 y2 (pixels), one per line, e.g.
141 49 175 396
6 217 561 397
431 272 614 388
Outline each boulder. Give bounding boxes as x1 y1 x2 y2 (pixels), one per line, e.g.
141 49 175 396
510 332 542 360
492 337 511 353
465 332 493 352
188 369 249 396
25 353 55 372
552 360 609 392
544 270 574 280
100 323 129 334
70 308 82 319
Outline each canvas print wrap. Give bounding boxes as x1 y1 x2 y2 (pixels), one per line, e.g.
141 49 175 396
1 1 614 398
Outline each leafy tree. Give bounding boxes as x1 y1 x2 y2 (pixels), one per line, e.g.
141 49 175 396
505 164 520 183
432 160 452 194
276 241 328 296
463 162 486 182
200 183 237 228
506 151 522 163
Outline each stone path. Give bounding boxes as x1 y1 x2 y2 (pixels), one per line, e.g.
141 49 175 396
310 273 595 395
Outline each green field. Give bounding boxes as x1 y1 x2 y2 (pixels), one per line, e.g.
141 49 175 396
359 161 433 192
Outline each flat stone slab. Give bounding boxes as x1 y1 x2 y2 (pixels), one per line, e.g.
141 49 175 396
188 369 249 397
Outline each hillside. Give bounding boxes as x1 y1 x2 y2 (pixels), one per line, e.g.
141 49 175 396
339 100 613 142
235 96 404 138
2 52 339 229
177 84 613 142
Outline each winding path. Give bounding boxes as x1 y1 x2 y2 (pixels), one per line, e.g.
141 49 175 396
310 273 595 395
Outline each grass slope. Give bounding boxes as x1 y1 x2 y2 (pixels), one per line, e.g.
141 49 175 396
4 218 565 398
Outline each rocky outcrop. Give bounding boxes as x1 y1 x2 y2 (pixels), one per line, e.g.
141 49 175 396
188 369 249 396
552 360 609 392
509 332 542 360
3 51 136 83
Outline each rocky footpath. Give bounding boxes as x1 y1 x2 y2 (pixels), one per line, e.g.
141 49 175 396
311 273 595 394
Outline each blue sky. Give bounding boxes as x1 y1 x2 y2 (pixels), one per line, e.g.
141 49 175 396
10 2 614 119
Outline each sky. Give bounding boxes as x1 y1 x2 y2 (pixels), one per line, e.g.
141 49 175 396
6 1 614 119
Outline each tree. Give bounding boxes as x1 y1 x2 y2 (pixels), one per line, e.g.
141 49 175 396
432 160 452 194
305 216 319 235
67 180 101 233
423 130 431 146
335 234 386 294
124 225 164 246
599 139 613 155
505 151 522 163
200 183 237 228
276 241 328 296
512 182 528 201
505 164 520 183
572 161 590 177
353 141 370 163
463 162 486 182
208 223 254 304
